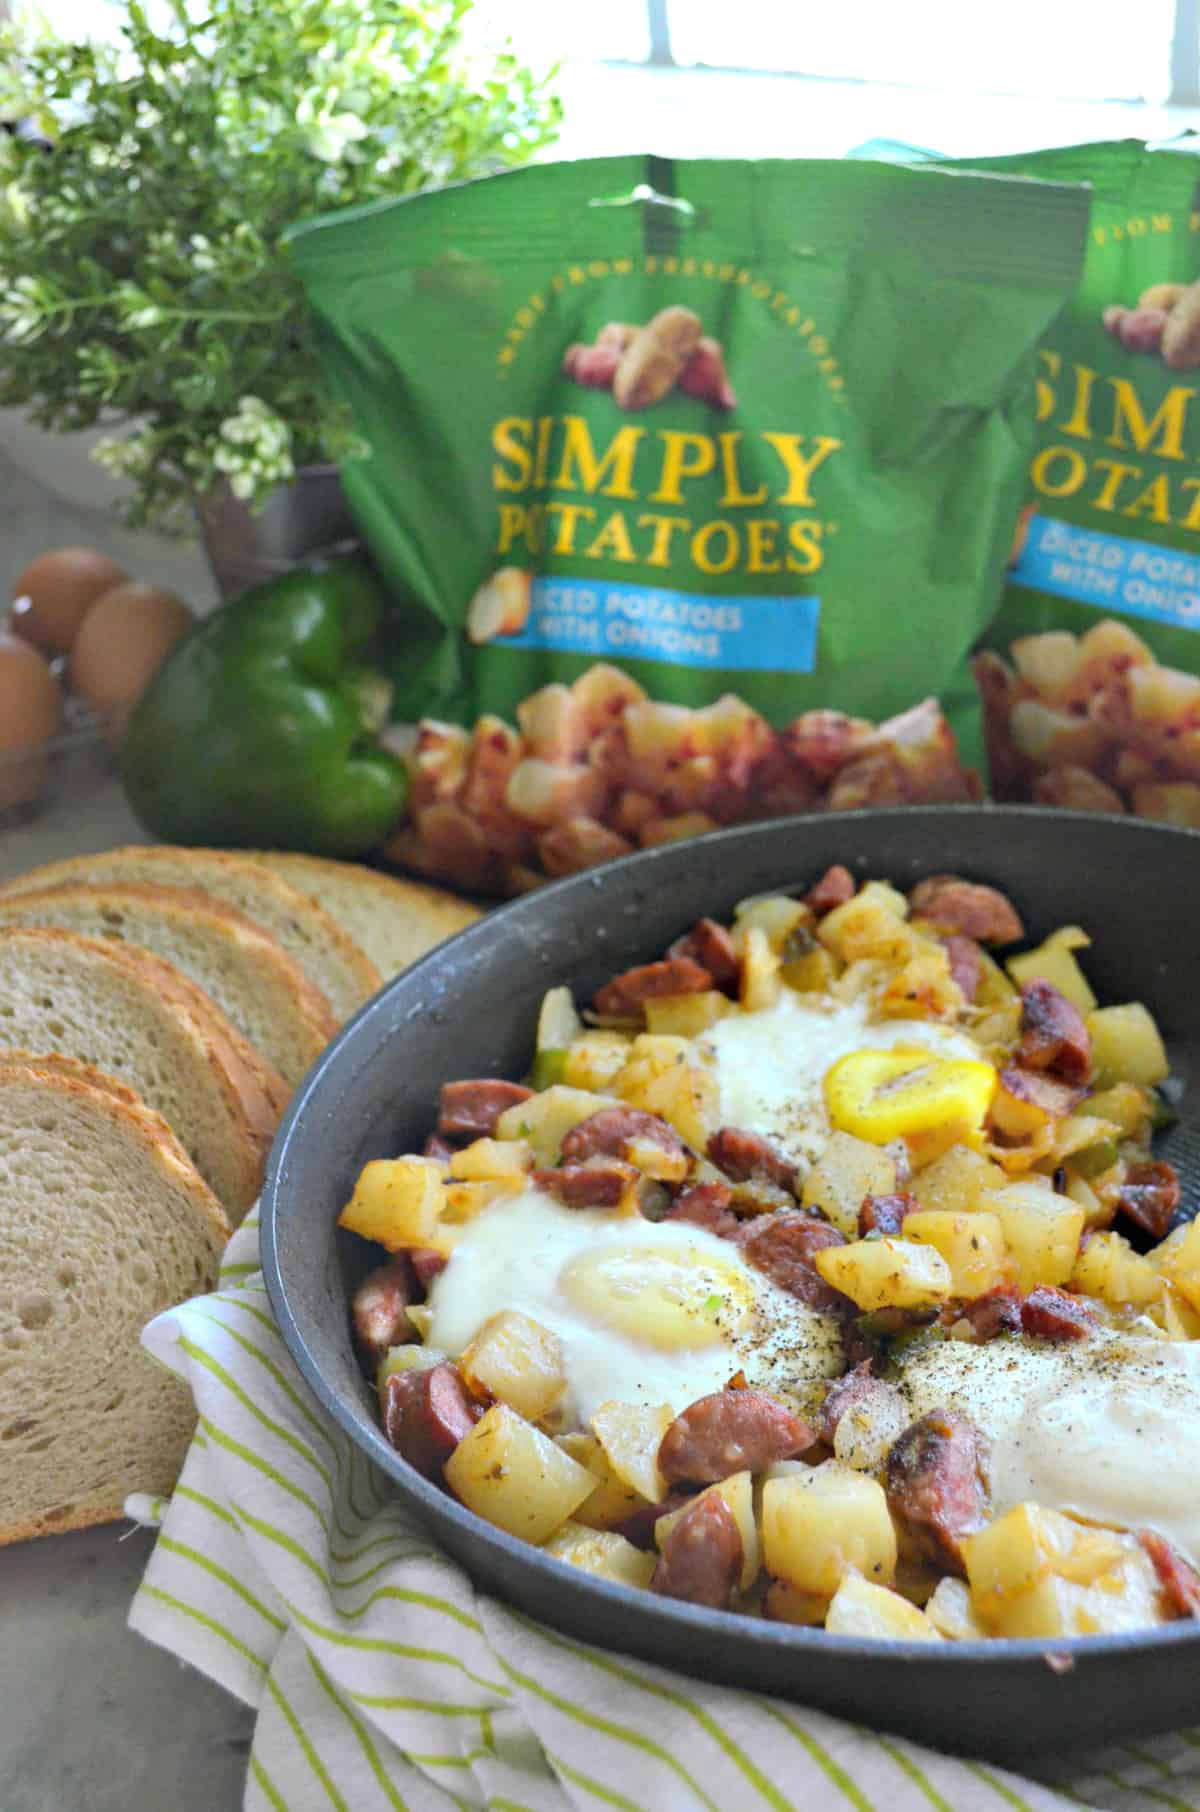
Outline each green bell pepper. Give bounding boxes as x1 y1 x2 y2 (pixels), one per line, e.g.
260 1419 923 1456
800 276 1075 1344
121 558 409 857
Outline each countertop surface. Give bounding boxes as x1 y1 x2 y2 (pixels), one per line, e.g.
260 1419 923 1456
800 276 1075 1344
0 773 257 1811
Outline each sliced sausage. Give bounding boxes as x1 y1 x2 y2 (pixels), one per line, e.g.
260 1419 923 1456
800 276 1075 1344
381 1363 481 1478
665 1181 740 1239
561 1107 686 1167
737 1210 852 1312
533 1161 638 1209
1138 1530 1200 1619
1020 1286 1098 1342
615 1491 694 1552
658 1388 814 1486
996 1063 1085 1121
410 1247 448 1290
858 1192 916 1238
1117 1159 1181 1241
885 1408 989 1575
352 1259 413 1367
651 1492 743 1609
908 875 1024 945
1018 981 1092 1086
438 1079 534 1141
943 934 982 1003
959 1284 1022 1341
593 957 713 1019
669 918 740 993
805 864 856 915
818 1361 881 1444
707 1126 797 1193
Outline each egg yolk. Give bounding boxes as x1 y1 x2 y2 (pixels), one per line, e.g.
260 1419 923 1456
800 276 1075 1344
561 1243 755 1350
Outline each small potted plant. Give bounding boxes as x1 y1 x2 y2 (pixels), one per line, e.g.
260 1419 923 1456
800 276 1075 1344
0 0 559 594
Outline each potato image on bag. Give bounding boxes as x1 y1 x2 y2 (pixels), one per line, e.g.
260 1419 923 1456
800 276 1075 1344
561 309 736 412
466 568 532 644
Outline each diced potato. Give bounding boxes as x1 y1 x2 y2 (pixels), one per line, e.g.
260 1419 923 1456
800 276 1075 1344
909 1145 1004 1214
657 1470 760 1590
563 1032 633 1091
739 925 782 1013
376 1344 448 1390
558 1432 643 1530
989 1181 1084 1291
495 1085 621 1163
623 1061 720 1153
989 1553 1164 1639
733 894 810 951
818 882 912 965
1052 1115 1120 1165
962 1502 1087 1604
543 1521 657 1589
801 1131 897 1238
537 985 583 1052
1070 1230 1161 1308
1153 1219 1200 1315
832 1383 910 1474
1086 1003 1169 1089
338 1158 445 1252
824 1571 942 1641
974 948 1019 1009
590 1400 674 1504
1064 1172 1112 1230
924 1576 987 1640
443 1177 525 1223
1010 629 1083 703
761 1462 897 1595
644 991 734 1037
824 1048 996 1163
1009 698 1107 768
902 1210 1010 1299
763 1579 831 1624
407 1304 434 1340
965 1503 1165 1638
1156 1285 1200 1339
814 1237 953 1311
878 945 962 1022
1132 781 1200 829
1087 1084 1155 1140
1007 926 1097 1015
780 943 839 995
444 1404 596 1543
448 1138 534 1182
460 1312 567 1422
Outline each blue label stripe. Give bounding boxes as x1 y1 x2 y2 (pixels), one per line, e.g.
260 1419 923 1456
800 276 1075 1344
1010 513 1200 631
496 577 820 673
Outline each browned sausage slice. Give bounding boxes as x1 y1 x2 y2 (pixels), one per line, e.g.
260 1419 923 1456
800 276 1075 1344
858 1193 916 1238
1139 1530 1200 1619
438 1079 534 1141
381 1363 481 1478
1017 981 1092 1086
615 1491 694 1552
561 1107 686 1167
659 1388 813 1485
1117 1159 1181 1241
666 1181 740 1239
885 1408 989 1575
533 1161 638 1209
959 1284 1022 1340
908 875 1024 945
669 918 740 992
995 1064 1084 1121
707 1126 797 1193
410 1247 448 1289
805 864 856 915
352 1259 414 1366
737 1210 851 1312
943 934 982 1003
1020 1286 1098 1342
816 1361 905 1446
651 1492 743 1609
593 957 713 1019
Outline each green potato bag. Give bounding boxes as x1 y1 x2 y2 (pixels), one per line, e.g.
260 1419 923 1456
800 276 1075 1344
937 140 1200 820
289 155 1087 891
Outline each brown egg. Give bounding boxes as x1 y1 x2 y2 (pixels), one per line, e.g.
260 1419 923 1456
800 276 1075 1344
0 630 65 809
70 581 195 737
9 546 130 657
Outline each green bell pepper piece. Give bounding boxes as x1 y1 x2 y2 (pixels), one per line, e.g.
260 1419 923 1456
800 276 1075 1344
121 559 409 857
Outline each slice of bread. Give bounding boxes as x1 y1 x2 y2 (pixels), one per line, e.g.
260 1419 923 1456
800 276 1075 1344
0 928 282 1221
0 882 336 1088
246 850 481 981
0 1054 229 1544
0 846 380 1023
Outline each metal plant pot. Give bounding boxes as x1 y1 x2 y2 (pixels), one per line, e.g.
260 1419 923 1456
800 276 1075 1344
194 465 360 601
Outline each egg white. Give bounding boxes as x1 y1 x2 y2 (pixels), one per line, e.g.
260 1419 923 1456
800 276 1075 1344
426 1188 843 1426
700 992 983 1171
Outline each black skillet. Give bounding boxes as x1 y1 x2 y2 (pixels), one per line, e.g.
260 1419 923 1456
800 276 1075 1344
261 806 1200 1763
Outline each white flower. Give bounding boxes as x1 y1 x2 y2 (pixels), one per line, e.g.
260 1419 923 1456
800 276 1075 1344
295 88 370 163
189 233 217 273
126 304 165 329
212 396 294 500
0 273 44 344
91 433 152 478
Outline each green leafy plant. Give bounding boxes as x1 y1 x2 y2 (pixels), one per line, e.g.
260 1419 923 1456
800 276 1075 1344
0 0 559 532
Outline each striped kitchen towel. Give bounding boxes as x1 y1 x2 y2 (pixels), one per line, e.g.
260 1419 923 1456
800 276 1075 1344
128 1211 1200 1812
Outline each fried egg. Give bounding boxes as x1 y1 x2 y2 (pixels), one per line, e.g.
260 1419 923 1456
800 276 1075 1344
426 1187 843 1426
700 992 983 1170
893 1330 1200 1567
